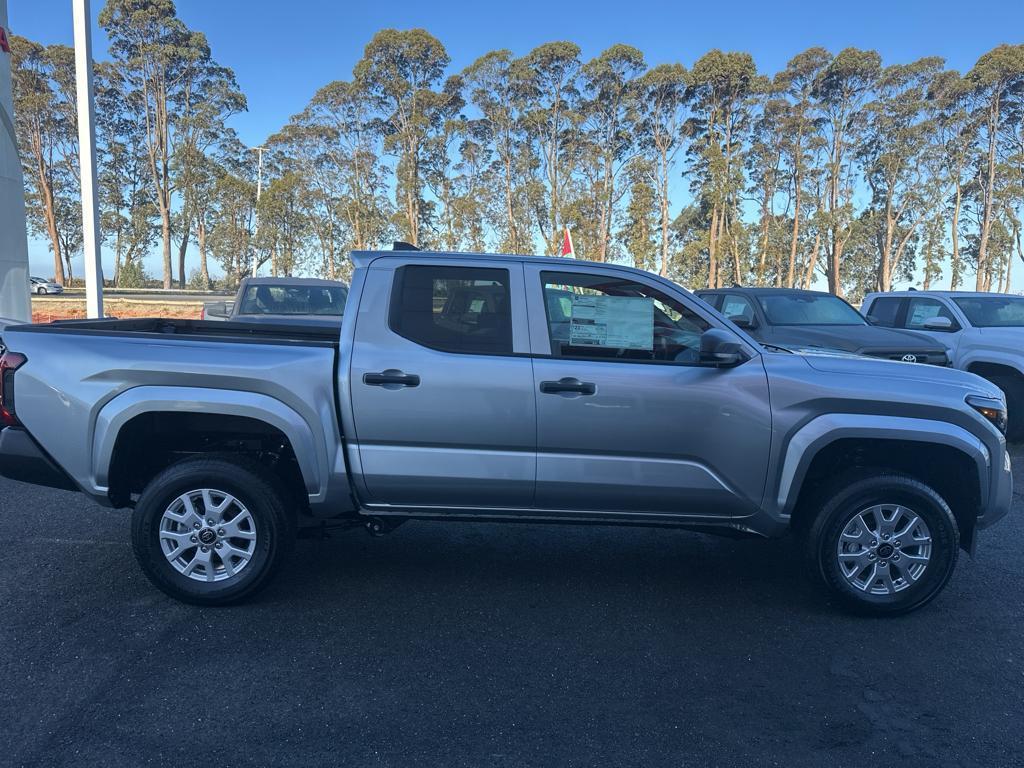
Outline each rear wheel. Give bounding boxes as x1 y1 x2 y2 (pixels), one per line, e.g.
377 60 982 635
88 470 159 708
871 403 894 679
35 286 46 295
805 473 959 616
131 456 294 605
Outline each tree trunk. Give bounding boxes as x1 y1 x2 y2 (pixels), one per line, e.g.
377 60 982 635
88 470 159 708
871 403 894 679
177 224 190 289
803 232 821 289
950 181 962 290
976 99 1000 291
198 222 209 289
708 204 720 288
160 206 172 290
787 174 800 288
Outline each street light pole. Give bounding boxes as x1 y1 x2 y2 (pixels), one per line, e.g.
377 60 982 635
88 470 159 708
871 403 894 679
251 146 265 278
72 0 103 318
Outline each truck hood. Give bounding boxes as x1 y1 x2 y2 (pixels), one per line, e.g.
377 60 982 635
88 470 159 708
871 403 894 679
800 351 1001 399
768 325 946 354
972 327 1024 347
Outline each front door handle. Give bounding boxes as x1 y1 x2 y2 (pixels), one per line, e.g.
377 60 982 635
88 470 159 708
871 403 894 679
540 377 596 396
363 370 421 388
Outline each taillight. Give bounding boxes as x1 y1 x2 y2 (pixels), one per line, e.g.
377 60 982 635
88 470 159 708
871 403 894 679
0 351 27 427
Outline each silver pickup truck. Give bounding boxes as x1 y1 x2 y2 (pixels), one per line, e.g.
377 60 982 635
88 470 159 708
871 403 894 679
0 251 1012 615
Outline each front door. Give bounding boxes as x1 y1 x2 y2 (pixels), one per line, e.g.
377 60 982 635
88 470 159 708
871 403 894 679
526 265 772 518
349 258 536 509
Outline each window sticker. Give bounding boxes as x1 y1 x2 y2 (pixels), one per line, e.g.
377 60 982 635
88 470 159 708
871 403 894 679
568 295 654 350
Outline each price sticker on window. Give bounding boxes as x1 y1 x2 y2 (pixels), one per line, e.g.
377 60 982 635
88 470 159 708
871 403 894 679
569 295 654 350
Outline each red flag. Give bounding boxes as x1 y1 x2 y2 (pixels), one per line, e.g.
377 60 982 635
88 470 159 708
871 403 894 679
560 227 575 258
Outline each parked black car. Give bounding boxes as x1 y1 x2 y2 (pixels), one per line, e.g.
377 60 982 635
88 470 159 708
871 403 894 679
695 288 950 365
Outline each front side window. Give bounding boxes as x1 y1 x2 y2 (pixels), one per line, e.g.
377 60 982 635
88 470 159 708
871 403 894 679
239 285 348 316
757 293 866 326
904 298 957 330
541 271 709 364
721 294 757 327
390 265 513 355
953 297 1024 328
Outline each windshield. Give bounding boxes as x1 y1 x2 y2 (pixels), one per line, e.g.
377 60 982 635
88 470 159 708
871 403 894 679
757 294 866 326
953 296 1024 327
238 284 348 316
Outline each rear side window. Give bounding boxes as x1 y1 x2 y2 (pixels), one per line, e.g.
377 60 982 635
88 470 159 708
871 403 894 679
865 297 901 327
390 265 513 355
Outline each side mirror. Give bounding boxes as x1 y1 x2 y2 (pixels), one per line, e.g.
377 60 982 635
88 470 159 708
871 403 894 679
700 328 746 367
727 314 756 330
922 316 954 331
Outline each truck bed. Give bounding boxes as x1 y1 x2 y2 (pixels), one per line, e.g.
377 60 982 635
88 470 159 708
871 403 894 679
8 317 340 347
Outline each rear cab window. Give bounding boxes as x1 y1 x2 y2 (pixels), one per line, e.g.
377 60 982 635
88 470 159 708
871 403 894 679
390 265 513 355
864 297 902 327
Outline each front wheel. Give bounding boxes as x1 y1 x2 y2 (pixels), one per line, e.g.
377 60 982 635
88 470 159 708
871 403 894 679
805 473 959 616
131 456 294 605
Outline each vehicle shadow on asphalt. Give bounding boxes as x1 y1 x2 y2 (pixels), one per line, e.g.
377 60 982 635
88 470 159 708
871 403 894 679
257 522 831 617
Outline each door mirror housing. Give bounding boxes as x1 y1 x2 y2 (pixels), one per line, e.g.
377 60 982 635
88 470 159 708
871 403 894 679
922 316 954 331
700 328 746 367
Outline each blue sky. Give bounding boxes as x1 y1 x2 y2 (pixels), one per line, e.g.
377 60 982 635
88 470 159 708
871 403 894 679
9 0 1024 287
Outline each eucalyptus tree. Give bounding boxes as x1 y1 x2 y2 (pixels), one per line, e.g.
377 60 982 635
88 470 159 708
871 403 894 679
171 61 245 287
95 61 157 285
812 48 881 296
861 57 943 292
687 50 759 287
930 70 979 288
747 91 787 284
965 44 1024 289
774 48 829 287
635 63 689 276
100 0 235 288
302 79 393 252
520 41 583 255
462 50 534 253
578 44 646 261
355 28 451 247
10 35 79 285
619 159 658 271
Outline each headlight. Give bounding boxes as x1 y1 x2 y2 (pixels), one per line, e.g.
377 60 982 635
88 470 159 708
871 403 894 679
967 394 1007 435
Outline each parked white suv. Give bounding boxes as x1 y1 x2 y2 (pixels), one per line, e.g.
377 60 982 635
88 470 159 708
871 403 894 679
862 290 1024 439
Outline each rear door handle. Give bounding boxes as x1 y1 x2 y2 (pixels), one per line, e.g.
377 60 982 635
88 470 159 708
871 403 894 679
363 370 420 388
539 377 596 396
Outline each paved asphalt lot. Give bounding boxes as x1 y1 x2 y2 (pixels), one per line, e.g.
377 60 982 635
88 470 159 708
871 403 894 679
2 452 1022 767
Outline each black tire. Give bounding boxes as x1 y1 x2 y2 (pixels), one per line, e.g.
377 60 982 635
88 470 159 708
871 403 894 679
131 456 295 605
36 286 46 294
987 374 1024 442
805 472 959 616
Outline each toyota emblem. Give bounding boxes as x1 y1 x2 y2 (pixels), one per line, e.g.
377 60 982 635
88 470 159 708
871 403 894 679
901 354 918 363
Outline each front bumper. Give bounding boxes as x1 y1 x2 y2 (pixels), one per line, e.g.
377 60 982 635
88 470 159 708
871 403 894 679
0 427 78 491
977 442 1013 530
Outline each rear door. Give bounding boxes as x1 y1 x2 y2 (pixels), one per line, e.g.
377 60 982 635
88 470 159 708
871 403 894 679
348 257 536 509
525 264 772 518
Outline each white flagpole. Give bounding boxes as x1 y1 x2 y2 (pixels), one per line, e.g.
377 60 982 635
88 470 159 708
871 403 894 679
73 0 103 318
